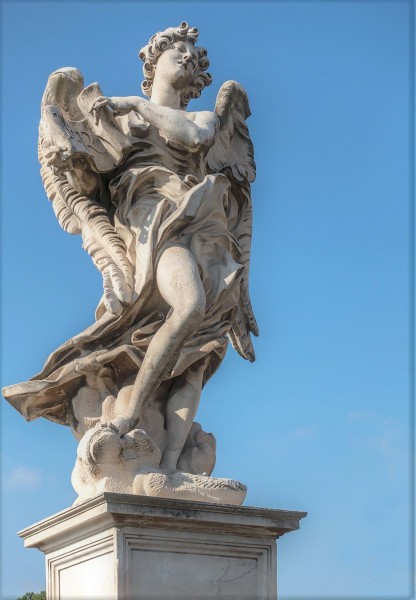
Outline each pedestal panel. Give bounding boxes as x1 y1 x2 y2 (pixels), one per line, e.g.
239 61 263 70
19 493 306 599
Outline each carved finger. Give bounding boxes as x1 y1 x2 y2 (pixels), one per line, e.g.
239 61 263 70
94 99 110 110
45 153 57 165
90 96 107 110
44 147 59 158
44 145 65 159
47 155 65 171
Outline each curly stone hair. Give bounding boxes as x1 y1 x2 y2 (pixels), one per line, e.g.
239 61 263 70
139 21 212 108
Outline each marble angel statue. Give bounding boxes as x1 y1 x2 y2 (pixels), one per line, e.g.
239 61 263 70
3 22 257 505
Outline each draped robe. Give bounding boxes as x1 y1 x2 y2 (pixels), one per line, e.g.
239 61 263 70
4 125 244 425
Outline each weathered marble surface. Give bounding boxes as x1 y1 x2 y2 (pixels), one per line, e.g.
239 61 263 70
3 22 257 504
19 493 307 599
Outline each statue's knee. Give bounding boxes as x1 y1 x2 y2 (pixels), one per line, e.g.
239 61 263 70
176 295 206 330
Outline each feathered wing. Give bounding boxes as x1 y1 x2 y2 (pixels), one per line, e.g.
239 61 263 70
205 80 259 362
38 68 134 316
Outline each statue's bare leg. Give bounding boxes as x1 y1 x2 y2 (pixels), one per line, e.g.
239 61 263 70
113 245 206 435
160 359 207 472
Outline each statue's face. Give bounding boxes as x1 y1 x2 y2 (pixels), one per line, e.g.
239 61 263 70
155 40 199 91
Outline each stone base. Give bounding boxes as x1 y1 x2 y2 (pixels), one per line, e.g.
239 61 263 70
19 493 306 599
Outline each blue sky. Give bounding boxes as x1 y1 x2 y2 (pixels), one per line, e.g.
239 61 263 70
1 1 414 598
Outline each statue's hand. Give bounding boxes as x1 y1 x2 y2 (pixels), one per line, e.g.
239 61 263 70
90 95 116 124
109 97 138 117
90 96 136 124
44 145 69 174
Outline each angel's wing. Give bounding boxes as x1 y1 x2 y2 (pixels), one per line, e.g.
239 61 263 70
205 80 259 362
38 67 136 316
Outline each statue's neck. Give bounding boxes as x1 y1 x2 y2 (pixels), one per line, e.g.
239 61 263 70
150 80 182 110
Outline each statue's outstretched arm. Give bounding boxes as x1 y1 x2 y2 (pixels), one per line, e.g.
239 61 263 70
91 95 219 153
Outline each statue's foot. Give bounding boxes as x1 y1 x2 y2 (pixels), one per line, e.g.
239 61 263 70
159 448 181 472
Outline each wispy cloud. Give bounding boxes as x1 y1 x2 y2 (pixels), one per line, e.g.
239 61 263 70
346 409 407 479
369 418 407 478
4 466 43 489
346 408 374 422
293 423 320 440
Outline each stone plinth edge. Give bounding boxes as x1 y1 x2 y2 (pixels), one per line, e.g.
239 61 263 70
19 493 306 551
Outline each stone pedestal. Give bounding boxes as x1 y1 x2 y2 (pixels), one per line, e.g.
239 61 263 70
19 493 306 599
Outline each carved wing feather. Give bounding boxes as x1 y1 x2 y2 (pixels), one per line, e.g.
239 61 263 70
205 81 258 362
38 68 133 316
38 129 81 235
206 80 255 183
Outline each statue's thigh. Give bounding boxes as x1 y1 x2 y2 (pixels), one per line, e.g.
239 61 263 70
156 245 205 312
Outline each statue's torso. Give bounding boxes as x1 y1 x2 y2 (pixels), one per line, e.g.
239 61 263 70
118 124 207 183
